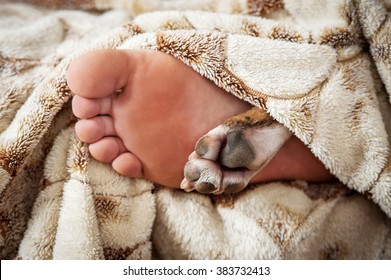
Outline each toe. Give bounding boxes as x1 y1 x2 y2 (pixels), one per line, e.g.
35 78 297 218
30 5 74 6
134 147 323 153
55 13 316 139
223 182 246 193
75 116 116 143
66 49 133 99
89 137 127 163
194 125 230 160
184 157 222 193
72 95 112 119
112 152 143 178
183 161 201 182
195 182 217 194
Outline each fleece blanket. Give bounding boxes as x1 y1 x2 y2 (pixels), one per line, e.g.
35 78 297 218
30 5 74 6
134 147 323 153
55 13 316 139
1 0 391 260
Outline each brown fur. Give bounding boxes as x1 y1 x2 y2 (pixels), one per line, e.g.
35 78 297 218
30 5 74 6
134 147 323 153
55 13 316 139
224 107 275 128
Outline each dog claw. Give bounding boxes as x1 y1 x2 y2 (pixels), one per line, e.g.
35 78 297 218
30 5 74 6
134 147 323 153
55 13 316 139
180 178 195 192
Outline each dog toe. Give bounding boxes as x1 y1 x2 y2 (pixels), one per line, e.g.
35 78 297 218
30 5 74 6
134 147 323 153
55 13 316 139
195 136 212 157
195 182 218 194
184 162 201 182
224 182 246 193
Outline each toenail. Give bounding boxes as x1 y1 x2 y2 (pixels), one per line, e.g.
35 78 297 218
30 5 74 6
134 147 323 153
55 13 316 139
195 182 217 194
224 182 246 193
195 136 211 156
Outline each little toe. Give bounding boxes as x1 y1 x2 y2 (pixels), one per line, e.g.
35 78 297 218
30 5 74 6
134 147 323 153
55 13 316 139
72 95 112 119
112 152 143 178
75 115 116 143
66 49 133 99
89 137 127 163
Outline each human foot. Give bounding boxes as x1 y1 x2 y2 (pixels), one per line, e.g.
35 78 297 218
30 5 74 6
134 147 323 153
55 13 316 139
67 49 253 187
67 49 335 189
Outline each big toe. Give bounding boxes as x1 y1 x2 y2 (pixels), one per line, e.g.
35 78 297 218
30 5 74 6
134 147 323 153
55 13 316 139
66 49 133 99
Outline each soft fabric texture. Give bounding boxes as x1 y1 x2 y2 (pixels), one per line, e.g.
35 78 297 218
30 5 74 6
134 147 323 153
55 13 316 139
1 0 391 259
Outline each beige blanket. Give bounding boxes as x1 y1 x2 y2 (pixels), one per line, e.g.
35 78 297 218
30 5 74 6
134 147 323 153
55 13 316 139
1 0 391 259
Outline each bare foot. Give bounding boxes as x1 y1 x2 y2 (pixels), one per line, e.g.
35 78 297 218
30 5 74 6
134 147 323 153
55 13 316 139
67 49 334 188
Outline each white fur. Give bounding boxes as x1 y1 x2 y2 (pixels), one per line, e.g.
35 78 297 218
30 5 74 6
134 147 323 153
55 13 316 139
243 124 292 169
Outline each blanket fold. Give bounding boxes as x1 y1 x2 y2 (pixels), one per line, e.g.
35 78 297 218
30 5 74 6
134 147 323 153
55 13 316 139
1 0 391 259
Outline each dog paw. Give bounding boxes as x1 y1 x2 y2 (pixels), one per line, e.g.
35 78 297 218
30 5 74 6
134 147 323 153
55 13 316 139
181 107 292 194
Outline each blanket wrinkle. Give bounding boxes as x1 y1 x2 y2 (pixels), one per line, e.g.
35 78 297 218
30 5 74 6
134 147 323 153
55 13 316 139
1 0 391 260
